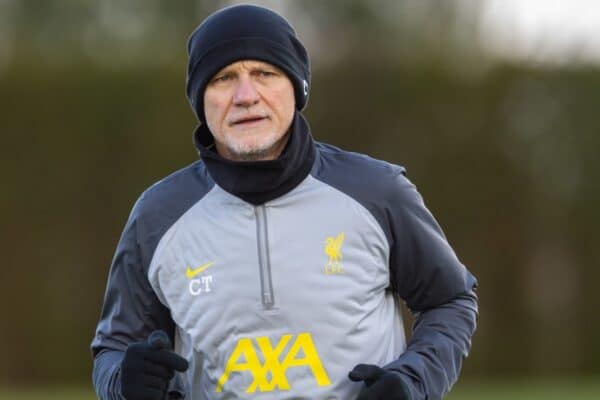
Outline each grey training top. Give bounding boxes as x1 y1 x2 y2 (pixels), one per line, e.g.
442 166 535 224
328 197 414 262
92 114 478 400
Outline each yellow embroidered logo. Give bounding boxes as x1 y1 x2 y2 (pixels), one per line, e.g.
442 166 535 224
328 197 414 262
324 232 345 275
185 261 214 279
216 333 331 393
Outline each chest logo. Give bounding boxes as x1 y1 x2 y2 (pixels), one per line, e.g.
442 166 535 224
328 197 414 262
324 232 345 275
186 261 214 278
216 333 331 393
185 261 214 296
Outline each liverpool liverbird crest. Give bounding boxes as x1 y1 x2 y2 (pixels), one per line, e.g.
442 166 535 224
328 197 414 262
324 232 345 275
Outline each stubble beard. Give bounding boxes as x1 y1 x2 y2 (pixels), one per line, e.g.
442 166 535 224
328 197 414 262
225 130 290 162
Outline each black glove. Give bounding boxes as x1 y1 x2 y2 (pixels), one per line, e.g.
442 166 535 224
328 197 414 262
349 364 411 400
121 330 189 400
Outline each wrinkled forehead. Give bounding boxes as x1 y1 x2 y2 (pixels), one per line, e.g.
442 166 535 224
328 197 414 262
212 59 285 76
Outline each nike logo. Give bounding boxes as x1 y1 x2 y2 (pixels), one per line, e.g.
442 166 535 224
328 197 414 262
186 262 215 279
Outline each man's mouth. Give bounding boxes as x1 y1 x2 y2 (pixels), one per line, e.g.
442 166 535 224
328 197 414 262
232 115 268 125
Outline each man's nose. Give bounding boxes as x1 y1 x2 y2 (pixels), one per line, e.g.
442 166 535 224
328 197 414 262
233 77 260 107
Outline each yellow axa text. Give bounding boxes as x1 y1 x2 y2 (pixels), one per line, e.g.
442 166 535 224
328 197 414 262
216 332 331 393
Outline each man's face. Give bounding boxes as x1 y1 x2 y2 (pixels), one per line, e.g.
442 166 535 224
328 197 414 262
203 60 296 161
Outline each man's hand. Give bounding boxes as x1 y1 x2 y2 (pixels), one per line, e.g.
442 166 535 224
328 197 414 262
121 330 189 400
349 364 411 400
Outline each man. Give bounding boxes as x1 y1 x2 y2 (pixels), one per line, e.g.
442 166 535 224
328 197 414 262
91 4 478 400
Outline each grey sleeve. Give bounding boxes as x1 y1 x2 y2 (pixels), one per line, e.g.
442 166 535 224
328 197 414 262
384 172 478 400
93 350 124 400
90 200 175 399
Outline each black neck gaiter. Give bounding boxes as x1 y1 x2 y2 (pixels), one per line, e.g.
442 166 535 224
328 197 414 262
193 112 316 205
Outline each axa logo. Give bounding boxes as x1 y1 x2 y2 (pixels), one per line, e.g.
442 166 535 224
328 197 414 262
324 232 345 275
216 332 331 393
185 261 214 296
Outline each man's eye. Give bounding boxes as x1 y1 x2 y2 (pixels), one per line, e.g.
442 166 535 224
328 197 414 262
259 70 275 77
213 74 232 83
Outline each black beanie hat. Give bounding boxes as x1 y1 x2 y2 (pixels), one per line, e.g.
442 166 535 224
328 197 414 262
186 4 310 123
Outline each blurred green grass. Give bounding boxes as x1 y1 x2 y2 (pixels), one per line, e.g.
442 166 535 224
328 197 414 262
447 378 600 400
1 379 599 399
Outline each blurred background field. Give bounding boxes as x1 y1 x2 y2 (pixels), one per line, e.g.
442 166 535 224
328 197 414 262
2 379 600 399
2 0 599 397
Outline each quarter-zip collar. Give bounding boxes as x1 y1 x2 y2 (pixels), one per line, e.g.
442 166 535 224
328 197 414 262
193 112 316 205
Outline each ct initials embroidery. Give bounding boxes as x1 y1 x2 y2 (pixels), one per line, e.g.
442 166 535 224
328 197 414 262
185 261 215 295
